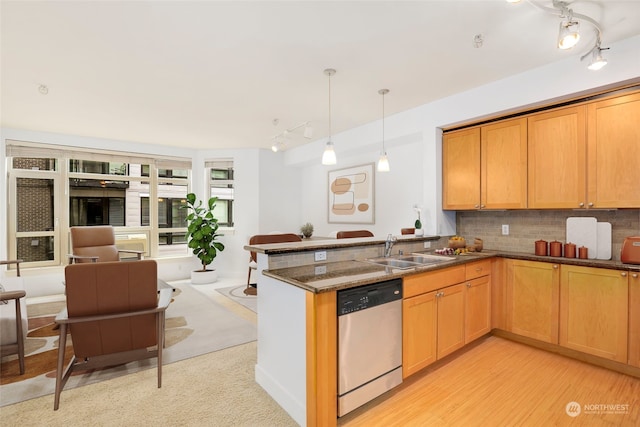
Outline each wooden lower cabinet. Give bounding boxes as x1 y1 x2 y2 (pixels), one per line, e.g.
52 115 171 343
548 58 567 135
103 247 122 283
403 263 493 378
506 259 560 344
630 272 640 367
560 265 628 363
437 283 466 359
465 275 491 343
402 291 438 378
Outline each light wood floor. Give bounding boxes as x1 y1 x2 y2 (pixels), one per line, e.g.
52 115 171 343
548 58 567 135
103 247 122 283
339 336 640 426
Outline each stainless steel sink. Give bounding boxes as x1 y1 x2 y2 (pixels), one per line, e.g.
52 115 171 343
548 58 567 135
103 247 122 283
365 253 454 269
364 258 421 270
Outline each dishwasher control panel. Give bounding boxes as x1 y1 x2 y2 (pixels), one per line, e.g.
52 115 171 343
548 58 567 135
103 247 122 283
337 279 402 315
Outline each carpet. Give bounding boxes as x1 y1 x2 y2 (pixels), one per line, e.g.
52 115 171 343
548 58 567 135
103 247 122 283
0 282 257 407
215 285 257 313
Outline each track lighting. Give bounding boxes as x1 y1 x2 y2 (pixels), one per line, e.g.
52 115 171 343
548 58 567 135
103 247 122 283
269 121 314 152
512 0 610 70
377 89 390 172
558 19 580 50
322 68 337 165
581 35 609 71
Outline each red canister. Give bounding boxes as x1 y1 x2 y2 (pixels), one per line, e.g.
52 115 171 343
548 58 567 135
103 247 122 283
564 242 576 258
578 246 588 259
535 240 548 256
549 241 562 257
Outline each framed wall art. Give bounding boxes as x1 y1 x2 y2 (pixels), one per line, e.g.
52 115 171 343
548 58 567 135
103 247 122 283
328 163 375 224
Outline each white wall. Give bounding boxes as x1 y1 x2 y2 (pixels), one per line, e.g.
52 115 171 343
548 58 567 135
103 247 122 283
285 35 640 240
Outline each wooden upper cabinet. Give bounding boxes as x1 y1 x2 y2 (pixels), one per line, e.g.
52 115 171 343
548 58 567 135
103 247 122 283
443 118 527 210
480 118 528 209
587 91 640 208
442 127 481 210
528 106 587 208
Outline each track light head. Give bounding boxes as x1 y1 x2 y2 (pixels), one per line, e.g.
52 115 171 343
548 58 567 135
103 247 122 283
558 20 580 49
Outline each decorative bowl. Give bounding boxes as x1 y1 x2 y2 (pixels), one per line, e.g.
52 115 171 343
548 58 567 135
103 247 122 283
448 237 466 249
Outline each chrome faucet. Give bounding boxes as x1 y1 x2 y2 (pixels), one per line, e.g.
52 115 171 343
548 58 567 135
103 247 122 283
384 234 397 257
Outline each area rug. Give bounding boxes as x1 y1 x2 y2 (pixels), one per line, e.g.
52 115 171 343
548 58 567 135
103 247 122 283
0 282 257 407
215 285 257 313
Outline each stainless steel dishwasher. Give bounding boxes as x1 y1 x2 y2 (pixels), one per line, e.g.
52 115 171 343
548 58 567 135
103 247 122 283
337 278 403 416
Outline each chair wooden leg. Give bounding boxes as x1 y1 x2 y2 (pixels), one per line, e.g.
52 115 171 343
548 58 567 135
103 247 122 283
157 312 164 388
15 298 25 375
54 323 68 410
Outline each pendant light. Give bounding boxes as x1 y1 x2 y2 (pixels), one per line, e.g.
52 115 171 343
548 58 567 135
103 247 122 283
377 89 390 172
322 68 337 165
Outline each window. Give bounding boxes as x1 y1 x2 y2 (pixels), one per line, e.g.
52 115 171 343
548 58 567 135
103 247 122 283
207 159 234 227
6 141 192 266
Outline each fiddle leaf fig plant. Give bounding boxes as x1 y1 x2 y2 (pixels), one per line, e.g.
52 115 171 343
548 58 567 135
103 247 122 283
183 192 225 272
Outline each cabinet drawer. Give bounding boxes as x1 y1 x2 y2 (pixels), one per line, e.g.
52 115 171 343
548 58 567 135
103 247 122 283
465 259 491 280
403 266 465 298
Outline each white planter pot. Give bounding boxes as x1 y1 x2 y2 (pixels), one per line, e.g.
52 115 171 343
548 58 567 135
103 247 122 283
414 229 424 237
190 269 218 284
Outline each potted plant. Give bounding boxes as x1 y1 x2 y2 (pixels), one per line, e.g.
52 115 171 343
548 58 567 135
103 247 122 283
300 222 314 238
414 205 424 236
183 192 225 284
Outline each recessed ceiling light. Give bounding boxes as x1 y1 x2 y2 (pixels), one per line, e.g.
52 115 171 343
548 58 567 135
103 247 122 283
38 84 49 95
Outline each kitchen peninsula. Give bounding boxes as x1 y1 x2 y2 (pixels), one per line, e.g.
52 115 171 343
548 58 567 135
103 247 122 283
245 236 640 427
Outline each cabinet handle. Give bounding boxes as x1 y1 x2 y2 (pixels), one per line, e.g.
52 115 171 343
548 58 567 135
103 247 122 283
466 282 471 288
632 273 638 278
588 202 594 207
579 202 584 207
553 265 558 269
621 272 628 277
480 204 486 208
475 267 482 272
474 204 480 209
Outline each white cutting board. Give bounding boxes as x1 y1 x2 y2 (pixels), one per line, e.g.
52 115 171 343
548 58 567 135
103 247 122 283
566 217 597 259
596 222 612 260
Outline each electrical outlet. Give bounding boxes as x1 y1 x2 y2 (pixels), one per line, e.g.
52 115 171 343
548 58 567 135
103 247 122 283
314 251 327 262
502 224 510 235
423 241 431 249
314 265 327 275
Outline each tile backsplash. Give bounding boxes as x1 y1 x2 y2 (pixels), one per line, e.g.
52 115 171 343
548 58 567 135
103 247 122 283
456 209 640 261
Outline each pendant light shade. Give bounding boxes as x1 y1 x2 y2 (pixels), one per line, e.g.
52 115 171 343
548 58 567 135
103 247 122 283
322 68 337 165
377 89 390 172
322 141 336 165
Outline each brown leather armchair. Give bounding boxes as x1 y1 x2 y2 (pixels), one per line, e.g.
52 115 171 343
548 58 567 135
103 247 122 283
68 225 144 263
0 259 27 375
245 233 302 295
54 260 171 410
336 230 374 239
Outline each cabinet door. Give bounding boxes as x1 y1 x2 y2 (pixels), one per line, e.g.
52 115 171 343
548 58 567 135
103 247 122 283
587 91 640 208
628 272 640 367
560 265 628 362
465 275 491 344
528 106 587 208
506 259 559 344
442 127 480 210
402 291 437 378
481 118 528 209
437 283 466 359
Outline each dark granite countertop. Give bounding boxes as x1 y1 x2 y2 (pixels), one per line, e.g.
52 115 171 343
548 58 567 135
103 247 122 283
262 250 640 294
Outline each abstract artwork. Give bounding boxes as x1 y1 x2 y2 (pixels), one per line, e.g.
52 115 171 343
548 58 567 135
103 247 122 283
328 163 375 224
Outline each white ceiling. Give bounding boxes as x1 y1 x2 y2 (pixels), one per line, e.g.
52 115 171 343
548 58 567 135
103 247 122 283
2 1 640 151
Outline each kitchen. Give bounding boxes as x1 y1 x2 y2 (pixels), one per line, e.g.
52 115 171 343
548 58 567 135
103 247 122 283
247 84 640 426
